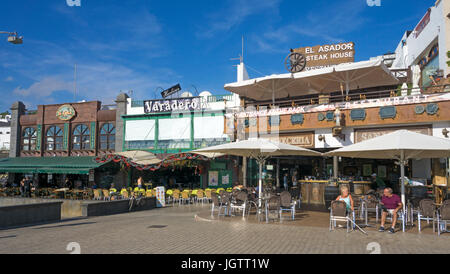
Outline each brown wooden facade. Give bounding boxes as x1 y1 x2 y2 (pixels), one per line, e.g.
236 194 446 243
18 101 116 157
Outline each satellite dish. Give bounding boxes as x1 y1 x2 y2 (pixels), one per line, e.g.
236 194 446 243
199 91 212 98
180 91 193 98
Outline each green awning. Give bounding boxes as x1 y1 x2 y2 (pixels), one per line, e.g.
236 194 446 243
0 156 104 175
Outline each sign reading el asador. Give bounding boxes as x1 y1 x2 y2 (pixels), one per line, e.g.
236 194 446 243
293 42 355 71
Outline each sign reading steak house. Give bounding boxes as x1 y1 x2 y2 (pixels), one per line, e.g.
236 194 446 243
263 132 315 148
293 42 355 71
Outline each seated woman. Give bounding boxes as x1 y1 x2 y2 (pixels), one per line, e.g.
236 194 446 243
335 186 354 212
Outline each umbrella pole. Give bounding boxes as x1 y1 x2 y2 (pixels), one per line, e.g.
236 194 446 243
400 151 406 212
258 161 263 210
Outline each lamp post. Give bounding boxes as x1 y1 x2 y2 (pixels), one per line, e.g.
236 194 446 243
0 31 23 44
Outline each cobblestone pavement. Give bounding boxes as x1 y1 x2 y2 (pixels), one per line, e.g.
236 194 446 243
0 204 449 254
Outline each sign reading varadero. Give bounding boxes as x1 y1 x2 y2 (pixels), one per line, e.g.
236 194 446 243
293 42 355 71
144 97 202 114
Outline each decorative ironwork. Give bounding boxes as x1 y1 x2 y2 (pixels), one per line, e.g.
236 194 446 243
350 109 366 121
291 114 304 125
379 106 397 119
415 105 425 115
326 111 334 121
426 103 439 115
318 113 326 121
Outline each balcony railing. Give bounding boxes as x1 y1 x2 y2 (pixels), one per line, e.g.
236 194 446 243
244 83 450 109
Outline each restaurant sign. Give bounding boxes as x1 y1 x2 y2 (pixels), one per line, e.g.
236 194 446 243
354 126 432 143
263 132 315 148
56 104 76 121
229 92 450 119
144 97 202 114
293 42 355 71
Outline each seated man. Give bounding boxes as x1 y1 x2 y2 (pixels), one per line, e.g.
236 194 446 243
379 187 403 234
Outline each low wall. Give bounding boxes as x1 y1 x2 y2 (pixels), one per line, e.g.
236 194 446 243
82 197 157 217
0 198 62 229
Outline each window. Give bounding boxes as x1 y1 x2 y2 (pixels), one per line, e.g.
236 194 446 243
99 123 115 150
46 126 63 151
72 124 90 150
22 127 37 151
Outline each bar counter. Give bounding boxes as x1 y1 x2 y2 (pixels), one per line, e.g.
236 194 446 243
298 180 371 211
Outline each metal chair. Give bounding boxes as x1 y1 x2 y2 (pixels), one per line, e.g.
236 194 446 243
437 200 450 236
230 191 247 218
417 199 437 232
219 192 231 216
330 200 352 232
265 196 281 223
279 191 296 222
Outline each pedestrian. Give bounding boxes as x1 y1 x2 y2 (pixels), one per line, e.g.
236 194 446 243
292 170 298 188
283 173 289 190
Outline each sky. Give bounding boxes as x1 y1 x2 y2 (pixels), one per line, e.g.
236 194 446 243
0 0 435 111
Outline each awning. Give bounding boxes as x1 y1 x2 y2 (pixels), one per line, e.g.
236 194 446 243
224 59 399 102
0 156 104 175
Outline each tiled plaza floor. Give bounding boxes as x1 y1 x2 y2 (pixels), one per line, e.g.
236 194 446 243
0 204 449 254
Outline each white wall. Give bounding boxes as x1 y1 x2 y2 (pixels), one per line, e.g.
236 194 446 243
392 1 448 75
0 126 10 150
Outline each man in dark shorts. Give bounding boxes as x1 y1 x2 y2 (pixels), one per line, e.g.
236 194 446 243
379 187 403 234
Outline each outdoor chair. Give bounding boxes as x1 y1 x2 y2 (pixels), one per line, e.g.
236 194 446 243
437 200 450 236
102 189 111 201
93 189 102 200
210 192 222 216
246 192 260 218
172 192 180 205
279 191 296 222
219 192 231 216
361 195 379 226
330 200 367 234
196 190 208 205
330 200 351 232
289 187 302 209
265 196 281 223
121 189 129 200
417 199 437 232
383 206 407 232
205 189 212 203
180 191 190 205
230 191 248 218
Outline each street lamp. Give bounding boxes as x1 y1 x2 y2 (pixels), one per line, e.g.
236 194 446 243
0 31 23 45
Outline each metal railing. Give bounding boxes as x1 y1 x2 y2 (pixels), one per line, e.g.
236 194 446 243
244 83 450 109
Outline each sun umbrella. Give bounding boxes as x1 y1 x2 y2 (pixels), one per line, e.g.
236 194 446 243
326 130 450 210
193 138 322 211
224 59 398 102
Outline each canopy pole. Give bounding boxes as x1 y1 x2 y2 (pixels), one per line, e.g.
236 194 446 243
276 158 280 188
258 160 263 211
400 151 406 212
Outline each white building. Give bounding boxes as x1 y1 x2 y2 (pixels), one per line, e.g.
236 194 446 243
0 115 11 151
391 0 450 85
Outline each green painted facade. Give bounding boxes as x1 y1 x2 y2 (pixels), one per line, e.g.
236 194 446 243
122 110 229 154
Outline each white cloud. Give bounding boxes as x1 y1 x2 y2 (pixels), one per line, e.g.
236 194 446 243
4 76 13 82
197 0 281 38
13 77 72 97
253 0 367 53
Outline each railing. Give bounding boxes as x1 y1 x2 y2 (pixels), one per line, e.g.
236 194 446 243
244 83 450 109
